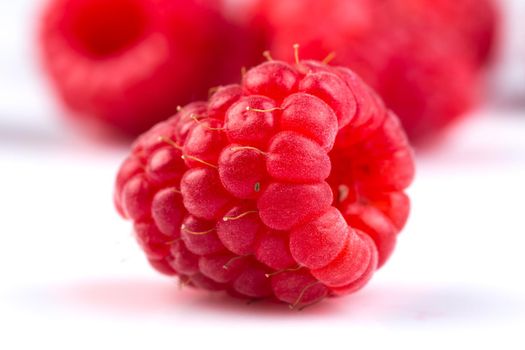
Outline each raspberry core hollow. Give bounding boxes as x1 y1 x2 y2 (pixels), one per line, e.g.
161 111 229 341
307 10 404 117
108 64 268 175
39 0 258 135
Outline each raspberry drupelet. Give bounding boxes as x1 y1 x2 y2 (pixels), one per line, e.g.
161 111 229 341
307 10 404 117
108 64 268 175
114 49 415 309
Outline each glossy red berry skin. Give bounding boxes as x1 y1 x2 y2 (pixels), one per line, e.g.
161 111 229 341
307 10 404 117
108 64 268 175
39 0 258 136
251 0 498 143
114 58 415 308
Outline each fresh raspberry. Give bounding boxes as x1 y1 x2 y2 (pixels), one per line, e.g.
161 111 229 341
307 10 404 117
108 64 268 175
114 52 415 309
251 0 498 143
383 0 499 68
39 0 258 136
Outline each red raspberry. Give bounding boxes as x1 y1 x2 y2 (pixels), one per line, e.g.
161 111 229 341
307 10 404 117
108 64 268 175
384 0 499 68
38 0 257 136
251 0 497 143
114 52 415 309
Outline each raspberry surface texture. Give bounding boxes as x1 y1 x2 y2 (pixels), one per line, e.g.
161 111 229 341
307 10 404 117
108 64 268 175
39 0 257 135
250 0 498 143
115 55 415 309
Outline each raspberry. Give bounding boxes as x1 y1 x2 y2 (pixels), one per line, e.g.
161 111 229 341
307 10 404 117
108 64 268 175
114 51 414 308
251 0 498 143
383 0 499 68
38 0 258 136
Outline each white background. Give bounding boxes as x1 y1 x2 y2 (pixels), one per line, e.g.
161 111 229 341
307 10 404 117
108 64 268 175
1 1 525 349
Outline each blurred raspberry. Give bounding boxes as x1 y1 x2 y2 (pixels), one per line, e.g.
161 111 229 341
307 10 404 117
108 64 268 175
114 55 415 308
250 0 498 143
39 0 258 136
383 0 499 68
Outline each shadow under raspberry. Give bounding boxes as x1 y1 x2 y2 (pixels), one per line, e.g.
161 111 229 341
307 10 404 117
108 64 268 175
13 278 524 323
